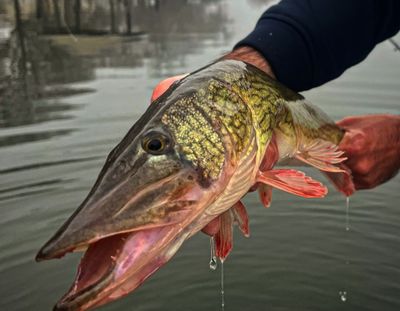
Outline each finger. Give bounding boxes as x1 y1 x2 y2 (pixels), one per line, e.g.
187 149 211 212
151 74 188 102
336 116 365 128
338 128 366 155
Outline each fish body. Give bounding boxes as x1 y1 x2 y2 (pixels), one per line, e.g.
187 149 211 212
159 60 349 229
36 60 353 310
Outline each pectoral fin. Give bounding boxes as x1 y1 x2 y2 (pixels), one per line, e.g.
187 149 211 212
256 169 327 198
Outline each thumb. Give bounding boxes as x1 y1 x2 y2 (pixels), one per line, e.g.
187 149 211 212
151 74 188 102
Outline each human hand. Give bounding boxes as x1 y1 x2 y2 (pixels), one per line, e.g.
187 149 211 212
222 46 275 78
151 46 274 103
337 114 400 190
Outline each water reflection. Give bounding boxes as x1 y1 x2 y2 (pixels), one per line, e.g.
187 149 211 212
0 8 94 128
0 0 230 135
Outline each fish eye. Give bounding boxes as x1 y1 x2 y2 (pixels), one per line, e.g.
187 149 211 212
142 132 170 155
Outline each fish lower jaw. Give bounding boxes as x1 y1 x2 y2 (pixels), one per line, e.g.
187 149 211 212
54 225 190 311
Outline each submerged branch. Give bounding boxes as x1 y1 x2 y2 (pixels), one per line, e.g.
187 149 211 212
389 38 400 52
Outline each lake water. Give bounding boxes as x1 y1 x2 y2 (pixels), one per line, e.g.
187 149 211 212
1 1 400 310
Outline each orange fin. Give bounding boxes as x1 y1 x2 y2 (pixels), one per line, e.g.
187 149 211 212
214 202 250 260
151 74 187 102
231 201 250 237
214 210 233 261
296 139 347 173
258 184 272 208
322 163 355 196
256 169 327 198
256 134 278 208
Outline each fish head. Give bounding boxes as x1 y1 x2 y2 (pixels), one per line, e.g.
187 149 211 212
36 107 213 259
36 81 232 310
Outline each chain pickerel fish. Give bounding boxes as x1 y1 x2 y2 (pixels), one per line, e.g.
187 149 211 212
36 60 355 310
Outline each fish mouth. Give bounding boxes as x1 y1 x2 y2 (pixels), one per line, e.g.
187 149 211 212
35 170 197 262
36 172 210 310
54 225 187 311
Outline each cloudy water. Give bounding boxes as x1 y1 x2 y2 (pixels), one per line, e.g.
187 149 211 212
0 1 399 310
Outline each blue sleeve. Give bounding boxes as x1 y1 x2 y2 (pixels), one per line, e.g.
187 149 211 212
235 0 400 91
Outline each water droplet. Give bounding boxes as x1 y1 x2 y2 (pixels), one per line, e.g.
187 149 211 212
220 258 225 311
339 291 347 302
210 257 217 270
209 237 217 270
345 196 350 231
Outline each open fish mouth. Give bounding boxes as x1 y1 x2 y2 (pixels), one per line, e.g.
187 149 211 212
35 164 209 310
54 225 187 311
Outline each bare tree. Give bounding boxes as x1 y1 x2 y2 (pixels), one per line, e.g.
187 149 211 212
124 0 132 35
36 0 43 19
52 0 62 32
13 0 28 96
64 1 74 29
109 0 116 34
36 0 50 30
74 0 81 33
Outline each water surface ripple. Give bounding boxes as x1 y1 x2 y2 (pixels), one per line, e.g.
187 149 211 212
0 1 399 310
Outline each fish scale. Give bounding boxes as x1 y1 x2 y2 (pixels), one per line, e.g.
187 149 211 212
162 61 291 185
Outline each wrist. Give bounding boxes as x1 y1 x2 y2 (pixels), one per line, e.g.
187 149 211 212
223 46 275 79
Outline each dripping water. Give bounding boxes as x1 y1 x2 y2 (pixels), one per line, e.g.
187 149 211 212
339 196 351 302
220 258 225 311
339 291 347 302
209 237 225 310
345 196 350 231
209 237 217 270
389 38 400 52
